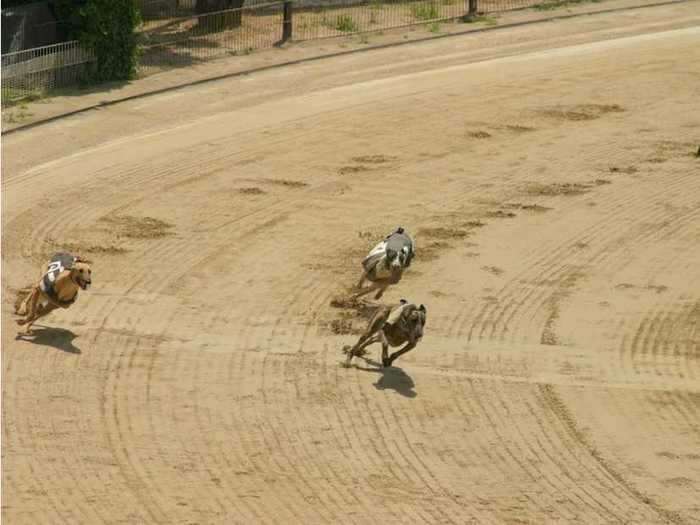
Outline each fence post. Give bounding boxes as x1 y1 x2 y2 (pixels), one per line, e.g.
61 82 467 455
281 0 293 43
468 0 478 16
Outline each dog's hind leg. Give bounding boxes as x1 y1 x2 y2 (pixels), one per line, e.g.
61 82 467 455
374 283 389 300
344 333 382 367
17 289 41 334
353 281 383 299
14 286 35 316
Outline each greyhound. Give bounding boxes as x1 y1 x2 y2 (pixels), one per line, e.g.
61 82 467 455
354 227 414 300
15 253 92 335
344 300 426 368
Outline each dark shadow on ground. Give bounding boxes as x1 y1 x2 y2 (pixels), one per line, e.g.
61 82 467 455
351 355 417 398
15 325 81 354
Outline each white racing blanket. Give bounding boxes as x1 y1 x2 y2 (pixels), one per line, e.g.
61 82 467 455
362 228 415 281
387 301 411 326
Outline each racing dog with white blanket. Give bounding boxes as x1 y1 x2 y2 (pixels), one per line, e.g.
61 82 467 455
14 252 92 335
344 299 427 368
355 227 415 300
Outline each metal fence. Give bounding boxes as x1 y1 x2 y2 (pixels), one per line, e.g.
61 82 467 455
2 0 545 102
291 0 473 41
1 40 94 103
136 0 545 73
138 2 284 76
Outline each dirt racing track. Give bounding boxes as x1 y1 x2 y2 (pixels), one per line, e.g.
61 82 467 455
2 5 700 524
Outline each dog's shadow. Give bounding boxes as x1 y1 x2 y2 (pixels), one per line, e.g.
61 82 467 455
15 325 81 354
352 357 417 398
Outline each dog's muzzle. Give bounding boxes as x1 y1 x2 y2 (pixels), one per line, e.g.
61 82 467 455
80 280 91 291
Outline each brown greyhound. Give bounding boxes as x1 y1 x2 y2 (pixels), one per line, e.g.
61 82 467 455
15 253 92 335
344 300 426 368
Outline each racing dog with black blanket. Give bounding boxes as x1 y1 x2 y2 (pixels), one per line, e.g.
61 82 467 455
344 300 427 368
14 252 92 335
355 227 415 300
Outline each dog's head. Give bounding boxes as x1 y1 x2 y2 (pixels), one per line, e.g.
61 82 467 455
407 304 427 341
386 246 411 273
71 261 92 290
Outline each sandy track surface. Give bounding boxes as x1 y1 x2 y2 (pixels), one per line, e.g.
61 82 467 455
2 6 699 524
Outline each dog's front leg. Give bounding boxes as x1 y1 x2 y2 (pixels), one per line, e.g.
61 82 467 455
380 331 390 366
356 271 368 290
384 341 417 368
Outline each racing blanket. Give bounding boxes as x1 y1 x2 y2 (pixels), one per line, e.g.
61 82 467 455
39 252 78 306
362 228 414 281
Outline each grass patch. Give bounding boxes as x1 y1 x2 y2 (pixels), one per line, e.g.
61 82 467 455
323 15 359 32
413 4 440 20
428 22 441 33
2 107 34 124
462 14 498 25
1 87 45 106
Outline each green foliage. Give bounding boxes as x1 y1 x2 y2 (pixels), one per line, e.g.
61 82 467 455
322 14 358 33
55 0 141 83
462 14 498 25
412 3 439 21
334 15 358 32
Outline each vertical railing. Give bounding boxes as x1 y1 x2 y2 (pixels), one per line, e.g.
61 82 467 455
1 41 95 103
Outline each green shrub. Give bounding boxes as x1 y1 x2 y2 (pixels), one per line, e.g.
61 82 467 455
55 0 141 83
413 4 439 21
322 14 358 33
334 15 358 32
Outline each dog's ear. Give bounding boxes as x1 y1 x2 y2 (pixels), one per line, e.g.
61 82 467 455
419 304 426 312
75 256 93 265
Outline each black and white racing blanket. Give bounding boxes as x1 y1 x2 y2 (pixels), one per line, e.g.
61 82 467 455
39 252 78 305
362 228 415 280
